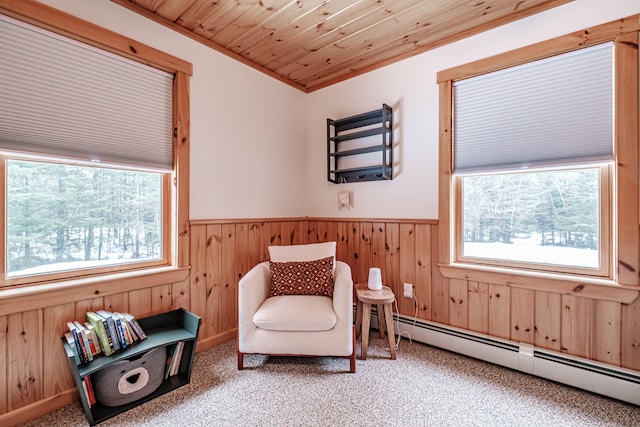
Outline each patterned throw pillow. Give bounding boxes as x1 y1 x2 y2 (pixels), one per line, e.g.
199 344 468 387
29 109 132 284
269 256 335 298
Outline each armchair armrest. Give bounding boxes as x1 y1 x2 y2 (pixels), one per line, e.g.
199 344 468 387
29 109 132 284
332 261 354 325
238 261 270 333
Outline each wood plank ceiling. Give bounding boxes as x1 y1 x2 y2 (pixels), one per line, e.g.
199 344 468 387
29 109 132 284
112 0 573 92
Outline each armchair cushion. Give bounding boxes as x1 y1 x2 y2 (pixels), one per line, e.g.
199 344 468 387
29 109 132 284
269 256 334 297
253 295 337 332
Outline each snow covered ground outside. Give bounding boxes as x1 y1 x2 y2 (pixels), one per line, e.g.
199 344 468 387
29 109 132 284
7 257 156 278
464 237 598 269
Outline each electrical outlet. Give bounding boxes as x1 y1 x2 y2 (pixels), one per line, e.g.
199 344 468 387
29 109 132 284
403 283 413 298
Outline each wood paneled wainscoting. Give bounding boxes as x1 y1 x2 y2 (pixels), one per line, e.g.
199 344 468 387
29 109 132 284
189 217 439 346
3 217 640 424
190 217 640 372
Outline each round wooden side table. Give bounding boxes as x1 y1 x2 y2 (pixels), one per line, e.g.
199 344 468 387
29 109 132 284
354 283 397 360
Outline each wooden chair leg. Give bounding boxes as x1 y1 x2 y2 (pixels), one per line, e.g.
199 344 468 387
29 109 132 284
377 303 385 338
361 303 371 359
355 299 362 338
350 325 356 373
237 349 244 370
383 303 397 360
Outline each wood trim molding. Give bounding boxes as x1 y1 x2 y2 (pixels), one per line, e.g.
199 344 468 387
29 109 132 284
308 217 438 224
437 14 640 83
0 0 192 75
615 31 640 285
190 217 309 226
0 389 76 427
175 71 191 267
196 329 237 353
438 81 453 265
0 267 189 316
191 217 438 226
439 263 639 304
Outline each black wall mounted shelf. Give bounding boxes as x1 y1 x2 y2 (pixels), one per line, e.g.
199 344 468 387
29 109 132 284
327 104 393 183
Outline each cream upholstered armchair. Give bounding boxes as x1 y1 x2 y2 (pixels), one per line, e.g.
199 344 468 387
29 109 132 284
237 241 356 373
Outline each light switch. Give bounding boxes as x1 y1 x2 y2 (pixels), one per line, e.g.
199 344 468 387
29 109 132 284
338 191 350 209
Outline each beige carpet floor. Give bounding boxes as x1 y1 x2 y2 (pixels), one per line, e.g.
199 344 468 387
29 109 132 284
20 337 640 426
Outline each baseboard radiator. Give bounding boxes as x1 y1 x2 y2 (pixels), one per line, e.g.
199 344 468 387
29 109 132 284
367 310 640 406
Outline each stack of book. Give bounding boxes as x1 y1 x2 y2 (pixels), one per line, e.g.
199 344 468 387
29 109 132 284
165 341 185 379
65 310 147 364
81 375 96 407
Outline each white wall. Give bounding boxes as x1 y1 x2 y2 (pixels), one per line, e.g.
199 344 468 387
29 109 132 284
35 0 640 221
305 0 640 219
36 0 308 220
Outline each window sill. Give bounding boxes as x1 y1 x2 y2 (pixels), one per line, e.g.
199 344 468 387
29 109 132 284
0 266 190 316
438 263 639 304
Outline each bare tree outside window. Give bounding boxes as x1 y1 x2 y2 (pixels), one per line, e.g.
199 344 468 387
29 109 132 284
7 159 162 277
462 168 600 269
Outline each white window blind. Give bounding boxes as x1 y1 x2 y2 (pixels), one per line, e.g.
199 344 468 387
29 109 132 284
0 15 174 170
453 42 613 174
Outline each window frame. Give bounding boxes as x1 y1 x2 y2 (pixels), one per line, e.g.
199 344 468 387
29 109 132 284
1 156 173 287
0 2 192 290
453 165 612 278
437 19 639 288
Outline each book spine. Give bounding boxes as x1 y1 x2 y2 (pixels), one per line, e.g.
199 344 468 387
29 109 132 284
164 344 176 379
74 322 92 361
103 318 115 354
83 376 96 407
84 322 101 355
73 327 89 363
100 312 121 352
80 323 98 356
81 377 90 407
124 313 147 340
99 320 113 356
130 317 147 340
118 314 135 344
113 316 127 350
86 312 113 356
68 329 86 364
64 332 81 364
171 341 185 376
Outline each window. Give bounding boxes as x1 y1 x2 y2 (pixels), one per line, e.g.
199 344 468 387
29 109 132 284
6 159 165 279
0 13 189 288
458 166 609 274
448 43 615 277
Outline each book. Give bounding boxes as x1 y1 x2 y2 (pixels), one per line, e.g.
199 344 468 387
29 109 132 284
164 341 185 379
67 322 89 363
170 341 185 377
86 311 113 356
114 312 136 344
74 321 94 362
81 376 90 407
64 331 82 365
111 312 128 350
97 310 121 352
83 322 102 356
83 375 96 407
123 312 147 340
66 322 83 363
124 318 137 343
164 343 177 379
